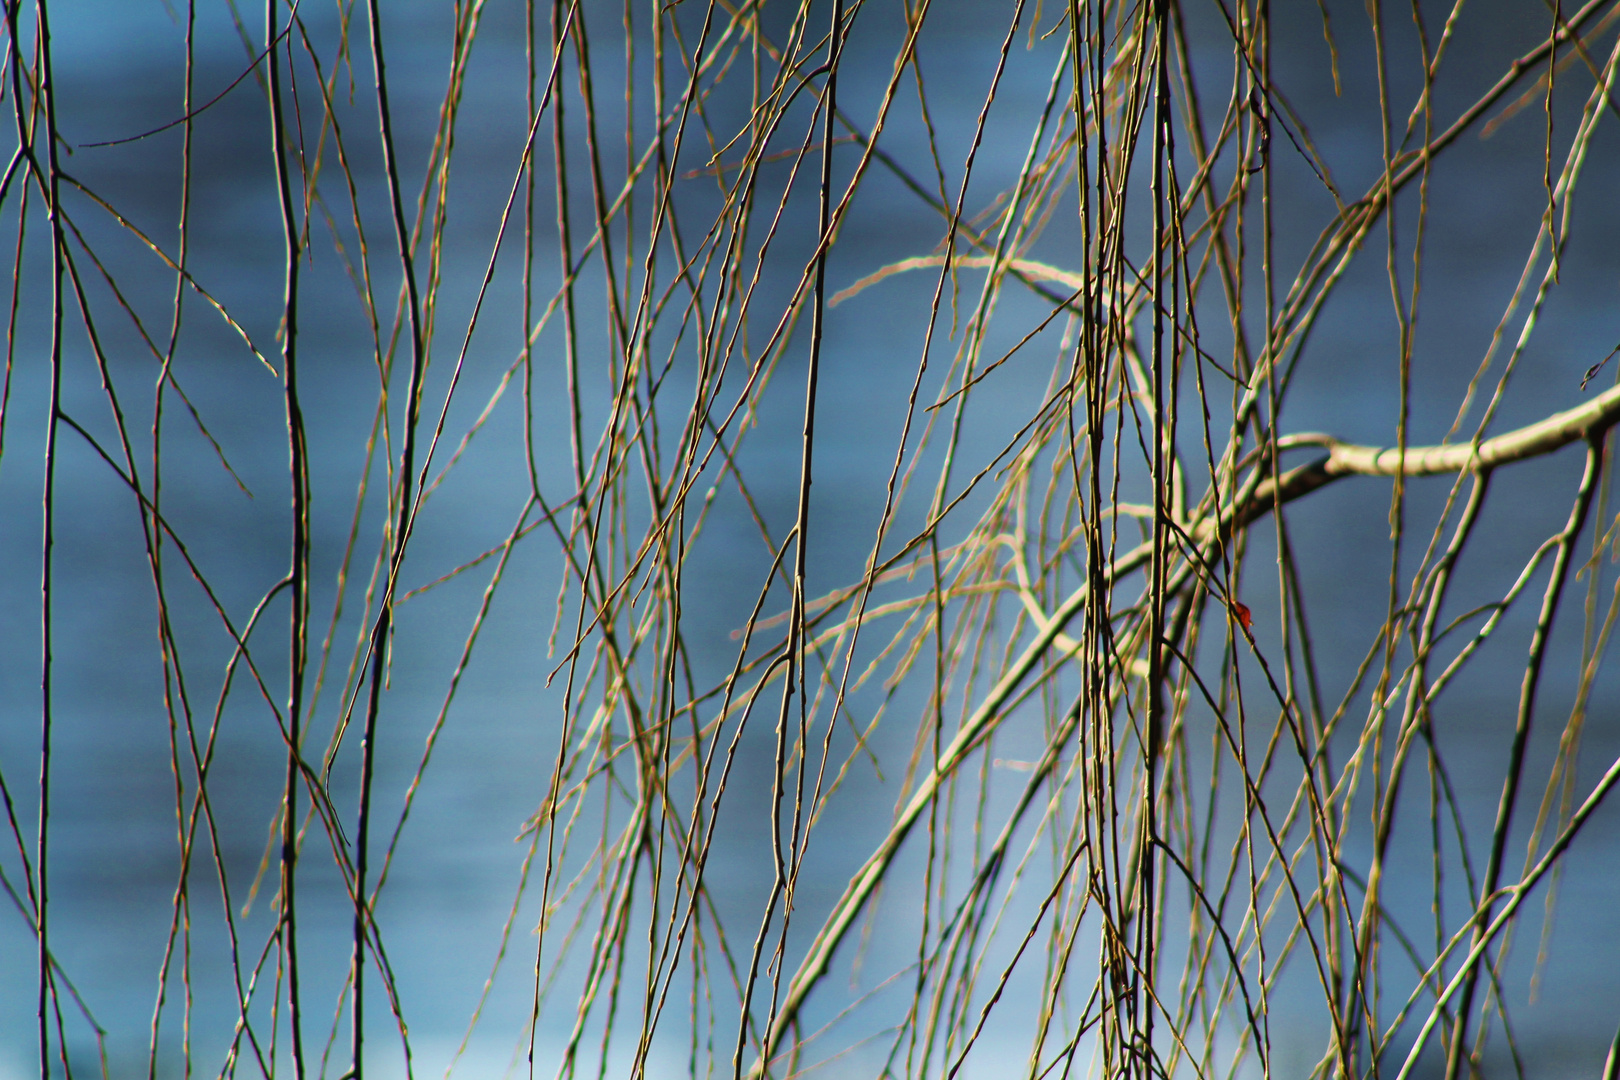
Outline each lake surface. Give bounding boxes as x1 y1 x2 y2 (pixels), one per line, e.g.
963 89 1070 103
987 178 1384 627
2 2 1619 1079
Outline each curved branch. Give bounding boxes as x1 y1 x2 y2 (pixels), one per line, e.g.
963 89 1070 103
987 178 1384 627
1318 380 1620 476
747 379 1620 1074
1237 380 1620 529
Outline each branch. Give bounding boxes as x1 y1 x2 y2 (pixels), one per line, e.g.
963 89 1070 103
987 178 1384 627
1318 379 1620 476
745 381 1620 1074
1235 379 1620 527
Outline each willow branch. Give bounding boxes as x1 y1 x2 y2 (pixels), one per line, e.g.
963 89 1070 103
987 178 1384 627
747 378 1620 1073
1242 379 1620 520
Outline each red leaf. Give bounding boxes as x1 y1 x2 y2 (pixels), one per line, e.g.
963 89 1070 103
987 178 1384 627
1232 600 1252 631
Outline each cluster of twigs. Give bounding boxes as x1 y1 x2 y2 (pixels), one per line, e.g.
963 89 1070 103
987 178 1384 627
4 1 1620 1080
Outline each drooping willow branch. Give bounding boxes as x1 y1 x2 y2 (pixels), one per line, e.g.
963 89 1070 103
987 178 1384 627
745 376 1620 1075
15 0 1620 1075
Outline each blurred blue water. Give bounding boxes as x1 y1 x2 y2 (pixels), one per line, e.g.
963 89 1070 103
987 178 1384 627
2 1 1618 1079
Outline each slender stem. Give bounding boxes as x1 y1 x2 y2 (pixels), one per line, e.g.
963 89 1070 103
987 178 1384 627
352 0 430 1076
28 0 65 1076
1443 440 1601 1080
266 0 308 1076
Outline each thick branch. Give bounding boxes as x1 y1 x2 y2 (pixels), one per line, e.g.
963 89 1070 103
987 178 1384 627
1239 380 1620 528
1320 380 1620 476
